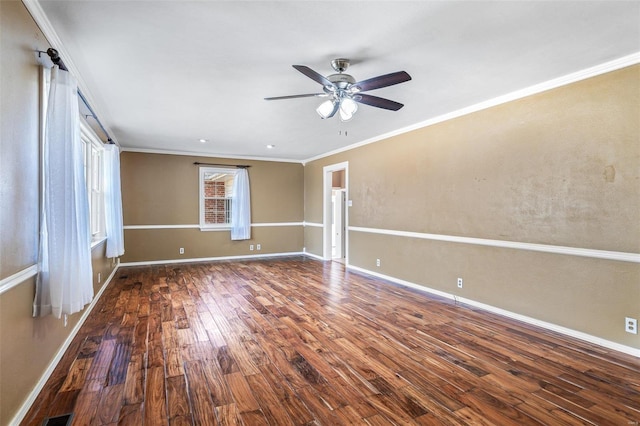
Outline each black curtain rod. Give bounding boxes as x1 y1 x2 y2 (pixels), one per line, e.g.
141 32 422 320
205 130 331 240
194 162 250 169
42 48 115 145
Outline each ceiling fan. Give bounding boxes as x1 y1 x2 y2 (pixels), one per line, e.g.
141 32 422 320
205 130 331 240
264 58 411 122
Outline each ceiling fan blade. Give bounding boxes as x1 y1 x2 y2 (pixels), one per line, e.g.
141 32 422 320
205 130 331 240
264 93 327 101
353 94 404 111
353 71 411 92
293 65 335 88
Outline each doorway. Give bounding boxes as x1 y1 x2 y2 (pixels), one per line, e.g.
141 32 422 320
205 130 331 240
331 187 346 262
323 162 348 263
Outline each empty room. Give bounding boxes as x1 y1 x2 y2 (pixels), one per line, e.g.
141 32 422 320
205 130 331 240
1 1 639 425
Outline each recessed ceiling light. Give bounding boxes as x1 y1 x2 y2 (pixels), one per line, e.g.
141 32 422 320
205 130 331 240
199 138 208 143
266 144 275 149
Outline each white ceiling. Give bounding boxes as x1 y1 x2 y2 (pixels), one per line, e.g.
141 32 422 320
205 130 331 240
33 1 640 162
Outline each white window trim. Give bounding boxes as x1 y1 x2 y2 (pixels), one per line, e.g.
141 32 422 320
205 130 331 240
199 166 237 231
80 119 105 242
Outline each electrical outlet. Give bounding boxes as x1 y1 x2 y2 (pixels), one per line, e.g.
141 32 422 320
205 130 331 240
625 317 638 334
179 248 184 255
257 244 261 250
457 278 463 288
376 259 381 267
98 273 101 283
250 244 254 251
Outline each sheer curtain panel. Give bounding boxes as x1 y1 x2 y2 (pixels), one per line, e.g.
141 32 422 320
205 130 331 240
231 168 251 240
33 66 93 318
104 144 125 258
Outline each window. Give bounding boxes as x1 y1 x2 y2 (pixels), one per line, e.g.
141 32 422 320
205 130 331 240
40 66 106 244
81 122 105 240
90 142 103 236
199 167 236 229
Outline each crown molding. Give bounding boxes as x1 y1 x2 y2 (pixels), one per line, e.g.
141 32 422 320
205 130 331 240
22 0 639 164
22 0 119 146
304 52 640 164
121 147 304 164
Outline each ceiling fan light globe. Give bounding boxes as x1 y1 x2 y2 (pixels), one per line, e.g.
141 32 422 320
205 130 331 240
317 99 336 119
341 98 358 115
339 109 354 122
339 99 357 122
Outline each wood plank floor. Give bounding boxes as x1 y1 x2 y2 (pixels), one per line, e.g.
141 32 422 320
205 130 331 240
22 257 640 425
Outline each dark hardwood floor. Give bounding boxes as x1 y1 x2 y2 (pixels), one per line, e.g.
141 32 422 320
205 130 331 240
22 256 639 425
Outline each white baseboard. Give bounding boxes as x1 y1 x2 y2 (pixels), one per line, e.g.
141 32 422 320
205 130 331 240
119 251 305 267
9 261 120 426
347 264 640 358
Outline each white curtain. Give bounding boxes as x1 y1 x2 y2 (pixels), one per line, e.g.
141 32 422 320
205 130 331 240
231 168 251 240
33 66 93 318
103 144 125 258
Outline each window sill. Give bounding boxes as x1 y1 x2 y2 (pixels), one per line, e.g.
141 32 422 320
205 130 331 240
91 237 107 249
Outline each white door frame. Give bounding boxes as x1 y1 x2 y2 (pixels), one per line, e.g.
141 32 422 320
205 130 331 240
323 162 349 261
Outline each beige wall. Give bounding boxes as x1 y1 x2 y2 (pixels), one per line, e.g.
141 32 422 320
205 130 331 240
0 3 117 423
303 226 323 256
0 0 42 278
123 227 302 263
120 152 304 263
305 65 640 349
1 4 637 422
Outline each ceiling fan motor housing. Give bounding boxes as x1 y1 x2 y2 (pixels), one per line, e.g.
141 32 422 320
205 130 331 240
331 58 351 73
327 73 355 89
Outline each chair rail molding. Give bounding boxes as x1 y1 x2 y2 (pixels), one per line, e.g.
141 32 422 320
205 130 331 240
0 264 39 295
349 226 640 263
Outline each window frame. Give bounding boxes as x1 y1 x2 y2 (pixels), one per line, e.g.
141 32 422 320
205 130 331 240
80 120 106 243
199 166 237 231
